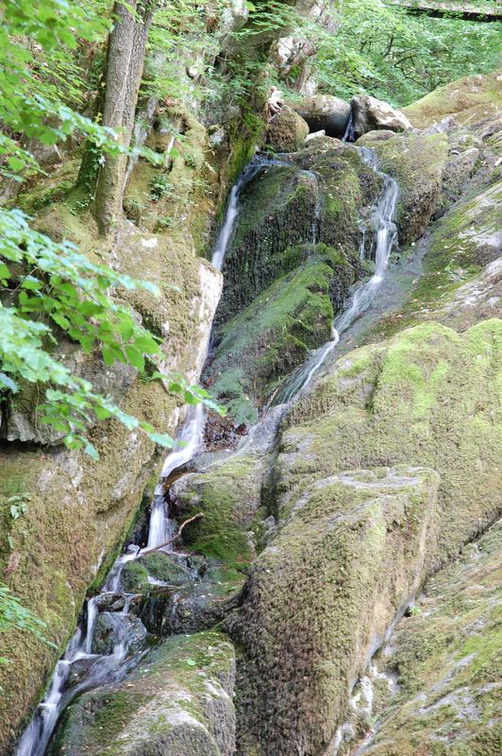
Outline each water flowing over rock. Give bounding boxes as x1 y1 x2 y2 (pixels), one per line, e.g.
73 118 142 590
6 65 502 756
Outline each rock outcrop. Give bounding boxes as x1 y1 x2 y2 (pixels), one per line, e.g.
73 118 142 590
205 139 382 423
228 317 502 754
266 106 309 152
5 65 502 756
352 94 413 138
293 94 352 138
49 632 236 756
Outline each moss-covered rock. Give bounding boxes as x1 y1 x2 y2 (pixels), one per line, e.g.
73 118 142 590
357 130 448 244
266 105 309 152
0 162 223 752
120 561 150 593
281 319 502 563
207 245 354 424
49 631 236 756
403 68 502 130
207 141 383 423
224 317 502 755
170 452 266 569
227 466 440 756
138 552 192 587
352 522 502 755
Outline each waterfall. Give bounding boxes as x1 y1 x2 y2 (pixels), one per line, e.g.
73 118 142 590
13 160 258 756
343 111 356 143
15 147 398 755
271 147 398 405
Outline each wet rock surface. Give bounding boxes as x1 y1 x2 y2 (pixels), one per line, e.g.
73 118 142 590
48 632 236 756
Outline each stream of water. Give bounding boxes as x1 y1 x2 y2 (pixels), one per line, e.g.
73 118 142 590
271 147 398 405
14 145 398 756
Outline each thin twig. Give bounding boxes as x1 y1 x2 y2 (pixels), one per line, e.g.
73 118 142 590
141 512 203 556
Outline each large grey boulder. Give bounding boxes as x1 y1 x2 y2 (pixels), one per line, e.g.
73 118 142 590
292 94 351 137
266 105 309 152
352 94 412 138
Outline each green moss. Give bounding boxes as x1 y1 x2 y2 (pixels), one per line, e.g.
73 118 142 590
358 130 448 244
50 631 235 755
139 552 191 587
120 560 150 592
357 524 502 754
403 69 502 129
207 245 351 424
15 158 81 214
173 453 265 571
229 466 439 755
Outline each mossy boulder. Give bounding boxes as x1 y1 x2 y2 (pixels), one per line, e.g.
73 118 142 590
91 612 147 656
280 319 502 563
170 452 265 569
227 466 440 756
403 68 502 130
120 561 150 593
138 552 192 587
357 130 448 244
49 631 236 756
206 245 354 424
353 522 502 755
266 105 309 152
215 141 379 329
226 318 502 755
208 142 383 423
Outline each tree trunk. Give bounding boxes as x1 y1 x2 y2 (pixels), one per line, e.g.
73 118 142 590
92 0 157 235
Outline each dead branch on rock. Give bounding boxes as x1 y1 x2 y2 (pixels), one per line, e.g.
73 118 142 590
141 512 203 556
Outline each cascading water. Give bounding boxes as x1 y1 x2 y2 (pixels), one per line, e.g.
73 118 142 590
14 159 258 756
271 147 398 405
15 146 398 756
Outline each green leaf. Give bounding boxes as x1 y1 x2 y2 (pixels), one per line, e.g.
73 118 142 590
0 373 18 392
125 345 145 372
84 442 99 460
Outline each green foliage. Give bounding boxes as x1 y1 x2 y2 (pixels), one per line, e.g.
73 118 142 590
0 208 223 454
309 0 502 106
0 583 55 665
0 0 225 456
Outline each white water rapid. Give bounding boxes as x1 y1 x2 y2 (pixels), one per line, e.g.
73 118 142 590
14 159 258 756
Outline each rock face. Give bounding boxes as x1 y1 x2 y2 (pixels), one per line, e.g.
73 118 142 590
357 129 448 243
0 109 224 752
352 94 412 138
6 67 502 756
292 95 351 138
227 466 439 756
228 318 502 754
350 522 502 755
266 105 309 151
205 139 382 423
49 632 236 756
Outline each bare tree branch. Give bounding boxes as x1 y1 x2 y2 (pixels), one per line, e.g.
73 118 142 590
141 512 203 556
